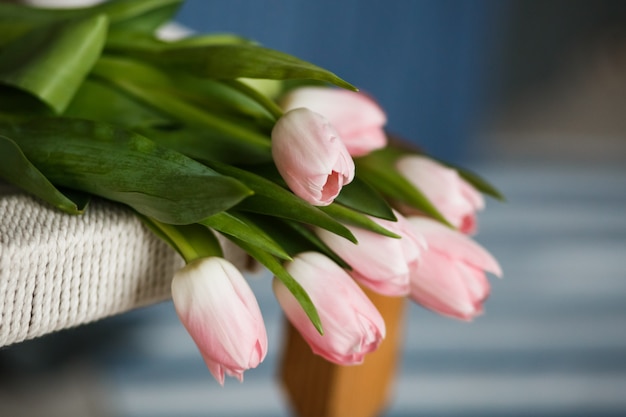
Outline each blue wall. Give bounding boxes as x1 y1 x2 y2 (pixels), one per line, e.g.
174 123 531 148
175 1 510 163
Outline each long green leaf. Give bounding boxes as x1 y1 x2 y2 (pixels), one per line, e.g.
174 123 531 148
200 212 291 260
105 30 252 53
320 204 401 239
136 125 273 165
0 4 78 47
248 215 352 270
0 14 108 114
335 176 396 221
92 56 273 151
93 55 275 127
1 118 252 224
0 135 84 214
226 235 323 335
0 22 37 49
1 16 108 111
107 42 356 90
116 77 272 150
207 162 357 243
64 77 172 128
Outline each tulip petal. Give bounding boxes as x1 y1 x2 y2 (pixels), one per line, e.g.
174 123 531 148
397 155 485 233
316 210 424 296
343 126 388 157
409 250 482 320
272 108 355 205
282 87 387 133
274 252 385 365
317 226 411 296
408 217 502 277
280 87 387 157
171 257 268 385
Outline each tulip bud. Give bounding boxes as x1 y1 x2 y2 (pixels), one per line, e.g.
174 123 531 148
280 87 387 157
171 257 268 385
406 217 502 320
396 155 484 234
271 108 355 206
316 211 425 296
273 252 386 365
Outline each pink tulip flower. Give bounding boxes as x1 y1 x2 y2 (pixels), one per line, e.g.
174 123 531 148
396 155 485 234
316 211 426 296
280 87 387 157
272 108 355 206
171 257 268 385
273 252 386 365
406 217 502 320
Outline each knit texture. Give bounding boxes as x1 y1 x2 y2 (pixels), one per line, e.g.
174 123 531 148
0 184 249 347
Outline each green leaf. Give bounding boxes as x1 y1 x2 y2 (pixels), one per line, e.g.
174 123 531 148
102 0 182 32
255 216 352 270
93 53 276 125
335 176 396 221
115 77 273 150
105 30 252 52
0 0 182 48
0 86 52 116
64 77 172 128
0 22 37 49
107 41 356 91
0 5 78 47
57 187 91 211
92 54 171 86
1 117 253 224
355 148 451 227
207 161 357 244
226 235 323 335
0 134 84 214
0 14 108 114
136 125 273 165
138 215 223 262
320 204 401 239
162 33 252 47
91 56 273 151
200 211 291 260
0 0 182 47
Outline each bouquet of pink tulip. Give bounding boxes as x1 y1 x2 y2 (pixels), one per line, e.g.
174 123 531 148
0 0 503 385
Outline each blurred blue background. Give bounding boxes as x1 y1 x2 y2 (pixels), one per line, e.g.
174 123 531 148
175 0 511 164
2 1 626 416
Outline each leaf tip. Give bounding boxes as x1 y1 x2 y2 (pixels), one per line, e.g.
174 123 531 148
313 318 324 335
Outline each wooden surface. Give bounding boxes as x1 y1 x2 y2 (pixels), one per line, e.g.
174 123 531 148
279 288 406 417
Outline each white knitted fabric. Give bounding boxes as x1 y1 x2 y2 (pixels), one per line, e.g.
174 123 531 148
0 183 250 347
